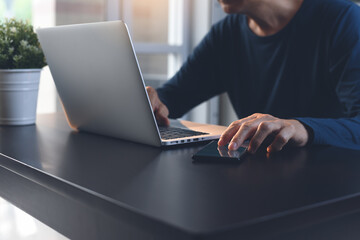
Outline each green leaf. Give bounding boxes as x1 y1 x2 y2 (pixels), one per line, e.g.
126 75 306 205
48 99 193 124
0 18 47 69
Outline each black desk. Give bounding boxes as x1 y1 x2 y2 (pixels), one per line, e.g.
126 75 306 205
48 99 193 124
1 113 360 239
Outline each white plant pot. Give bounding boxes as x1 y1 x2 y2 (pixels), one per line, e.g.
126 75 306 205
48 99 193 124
0 69 41 126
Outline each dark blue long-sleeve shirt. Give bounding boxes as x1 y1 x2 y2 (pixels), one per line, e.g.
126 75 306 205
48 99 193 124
157 0 360 150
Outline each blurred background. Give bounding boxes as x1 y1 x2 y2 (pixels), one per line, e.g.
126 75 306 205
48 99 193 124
0 0 237 127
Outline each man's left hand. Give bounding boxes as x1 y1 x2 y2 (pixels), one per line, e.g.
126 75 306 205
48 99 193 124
218 113 309 153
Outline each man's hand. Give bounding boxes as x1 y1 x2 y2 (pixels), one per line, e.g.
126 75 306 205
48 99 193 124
146 86 170 126
218 113 309 153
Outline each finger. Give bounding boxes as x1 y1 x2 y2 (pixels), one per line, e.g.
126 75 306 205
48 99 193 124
156 104 170 126
228 122 258 150
218 115 257 146
267 127 294 153
150 100 157 111
218 124 241 146
146 87 158 110
227 116 272 149
155 112 168 126
248 121 282 153
149 96 159 111
158 104 169 118
156 115 169 126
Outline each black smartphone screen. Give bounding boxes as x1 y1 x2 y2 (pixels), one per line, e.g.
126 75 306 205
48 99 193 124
192 141 247 163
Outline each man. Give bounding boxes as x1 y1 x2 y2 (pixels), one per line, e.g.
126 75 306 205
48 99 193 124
147 0 360 153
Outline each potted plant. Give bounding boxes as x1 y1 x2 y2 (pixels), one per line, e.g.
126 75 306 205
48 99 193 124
0 18 46 125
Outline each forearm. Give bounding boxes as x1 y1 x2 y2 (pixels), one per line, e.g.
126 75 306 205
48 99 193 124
295 116 360 150
156 79 202 119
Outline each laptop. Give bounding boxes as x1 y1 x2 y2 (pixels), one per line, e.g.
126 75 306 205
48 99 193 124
37 21 226 147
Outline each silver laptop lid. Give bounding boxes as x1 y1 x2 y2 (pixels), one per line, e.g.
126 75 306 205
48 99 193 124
37 21 162 147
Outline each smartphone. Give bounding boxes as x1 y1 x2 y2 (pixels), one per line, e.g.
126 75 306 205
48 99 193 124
192 141 247 163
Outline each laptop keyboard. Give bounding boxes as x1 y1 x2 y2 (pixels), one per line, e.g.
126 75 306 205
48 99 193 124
159 126 209 140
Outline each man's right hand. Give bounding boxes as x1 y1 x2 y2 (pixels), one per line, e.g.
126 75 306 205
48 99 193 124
146 86 170 126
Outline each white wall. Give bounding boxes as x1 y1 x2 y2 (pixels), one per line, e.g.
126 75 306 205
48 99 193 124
33 0 58 114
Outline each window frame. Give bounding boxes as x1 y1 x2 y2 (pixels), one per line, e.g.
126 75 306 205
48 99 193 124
106 0 191 84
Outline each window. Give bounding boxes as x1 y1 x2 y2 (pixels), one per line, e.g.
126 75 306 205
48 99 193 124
0 0 190 113
115 0 189 88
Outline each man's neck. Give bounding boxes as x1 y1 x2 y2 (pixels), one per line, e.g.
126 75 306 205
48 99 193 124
245 0 304 37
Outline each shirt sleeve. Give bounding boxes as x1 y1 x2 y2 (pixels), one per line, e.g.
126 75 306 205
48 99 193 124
296 4 360 150
156 20 228 118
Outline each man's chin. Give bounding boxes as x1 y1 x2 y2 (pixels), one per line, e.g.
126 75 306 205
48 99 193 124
218 0 243 14
221 5 239 14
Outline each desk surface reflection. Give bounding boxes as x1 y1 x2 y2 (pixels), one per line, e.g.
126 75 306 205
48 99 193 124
1 113 360 239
